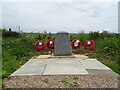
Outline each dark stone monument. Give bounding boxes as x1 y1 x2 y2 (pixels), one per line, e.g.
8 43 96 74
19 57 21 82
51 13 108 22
53 32 72 56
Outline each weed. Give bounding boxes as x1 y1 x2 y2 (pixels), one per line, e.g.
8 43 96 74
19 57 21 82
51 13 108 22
73 77 79 80
60 79 79 87
42 78 49 83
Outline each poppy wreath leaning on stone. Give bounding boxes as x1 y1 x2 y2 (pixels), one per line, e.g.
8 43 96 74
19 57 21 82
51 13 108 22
71 39 82 48
46 40 55 49
84 40 95 50
34 41 45 50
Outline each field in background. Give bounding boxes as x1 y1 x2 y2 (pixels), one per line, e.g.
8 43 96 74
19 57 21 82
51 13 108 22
1 29 120 78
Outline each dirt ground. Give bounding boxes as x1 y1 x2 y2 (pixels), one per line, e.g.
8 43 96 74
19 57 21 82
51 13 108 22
2 75 120 88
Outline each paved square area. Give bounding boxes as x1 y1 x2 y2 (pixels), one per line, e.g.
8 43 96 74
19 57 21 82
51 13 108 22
43 58 88 75
78 58 111 70
87 69 118 76
10 59 48 76
10 58 118 76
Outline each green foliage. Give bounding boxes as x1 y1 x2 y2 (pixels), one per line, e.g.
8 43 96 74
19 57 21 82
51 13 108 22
60 80 79 87
89 31 120 40
2 33 36 78
2 29 55 78
48 32 52 40
101 60 120 74
2 29 120 78
42 78 49 83
71 31 120 74
70 33 89 43
73 77 79 80
2 29 20 38
95 37 120 61
94 37 120 74
37 34 43 40
89 31 100 39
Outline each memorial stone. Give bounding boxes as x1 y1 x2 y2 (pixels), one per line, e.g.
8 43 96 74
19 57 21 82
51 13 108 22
53 32 72 56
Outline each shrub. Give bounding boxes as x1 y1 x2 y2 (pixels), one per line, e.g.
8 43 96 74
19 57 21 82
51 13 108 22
89 31 100 39
2 29 20 38
37 34 43 40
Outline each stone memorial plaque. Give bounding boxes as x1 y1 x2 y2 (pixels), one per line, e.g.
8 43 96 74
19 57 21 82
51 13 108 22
53 32 72 56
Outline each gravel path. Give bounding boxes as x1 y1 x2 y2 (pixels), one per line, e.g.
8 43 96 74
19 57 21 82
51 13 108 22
3 75 119 88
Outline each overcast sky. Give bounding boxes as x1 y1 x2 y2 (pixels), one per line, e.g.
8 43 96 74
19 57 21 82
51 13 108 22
1 1 118 33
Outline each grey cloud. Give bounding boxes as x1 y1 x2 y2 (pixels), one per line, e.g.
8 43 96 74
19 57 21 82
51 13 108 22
2 2 118 33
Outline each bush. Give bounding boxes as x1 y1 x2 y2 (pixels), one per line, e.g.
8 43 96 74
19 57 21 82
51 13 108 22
89 31 100 39
2 29 20 38
37 34 43 40
2 36 35 78
94 37 120 74
70 33 89 43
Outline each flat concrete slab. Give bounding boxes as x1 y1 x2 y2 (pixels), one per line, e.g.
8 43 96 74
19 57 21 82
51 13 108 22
43 58 89 75
87 69 118 77
78 58 111 70
46 58 80 65
10 59 48 76
10 58 116 76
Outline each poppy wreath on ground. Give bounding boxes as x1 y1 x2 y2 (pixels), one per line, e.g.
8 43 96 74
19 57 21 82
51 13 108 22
71 39 82 48
34 41 45 50
46 40 55 49
84 40 95 50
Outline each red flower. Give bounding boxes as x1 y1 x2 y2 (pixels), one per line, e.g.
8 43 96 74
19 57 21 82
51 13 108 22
34 41 45 50
46 40 55 49
71 39 82 48
84 40 95 50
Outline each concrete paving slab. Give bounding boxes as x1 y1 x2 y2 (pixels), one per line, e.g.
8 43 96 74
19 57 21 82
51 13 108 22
43 58 89 75
87 69 118 77
10 59 48 76
47 58 80 65
78 59 111 70
10 58 116 76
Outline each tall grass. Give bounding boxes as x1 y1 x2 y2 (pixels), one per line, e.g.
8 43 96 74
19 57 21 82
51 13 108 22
94 38 120 74
2 30 55 78
2 29 120 78
72 31 120 74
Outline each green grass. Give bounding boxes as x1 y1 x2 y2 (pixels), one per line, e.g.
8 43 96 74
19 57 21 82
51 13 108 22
2 29 56 78
2 29 120 78
101 59 120 74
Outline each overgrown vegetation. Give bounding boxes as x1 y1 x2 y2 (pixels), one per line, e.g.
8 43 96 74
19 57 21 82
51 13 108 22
2 29 120 78
2 29 55 78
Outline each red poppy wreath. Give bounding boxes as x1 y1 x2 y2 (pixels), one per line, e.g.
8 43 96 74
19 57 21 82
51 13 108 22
84 40 95 50
46 40 55 49
34 41 45 50
71 39 82 48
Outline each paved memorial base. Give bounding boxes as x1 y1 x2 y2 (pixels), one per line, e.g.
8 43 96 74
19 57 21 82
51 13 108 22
10 58 118 76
